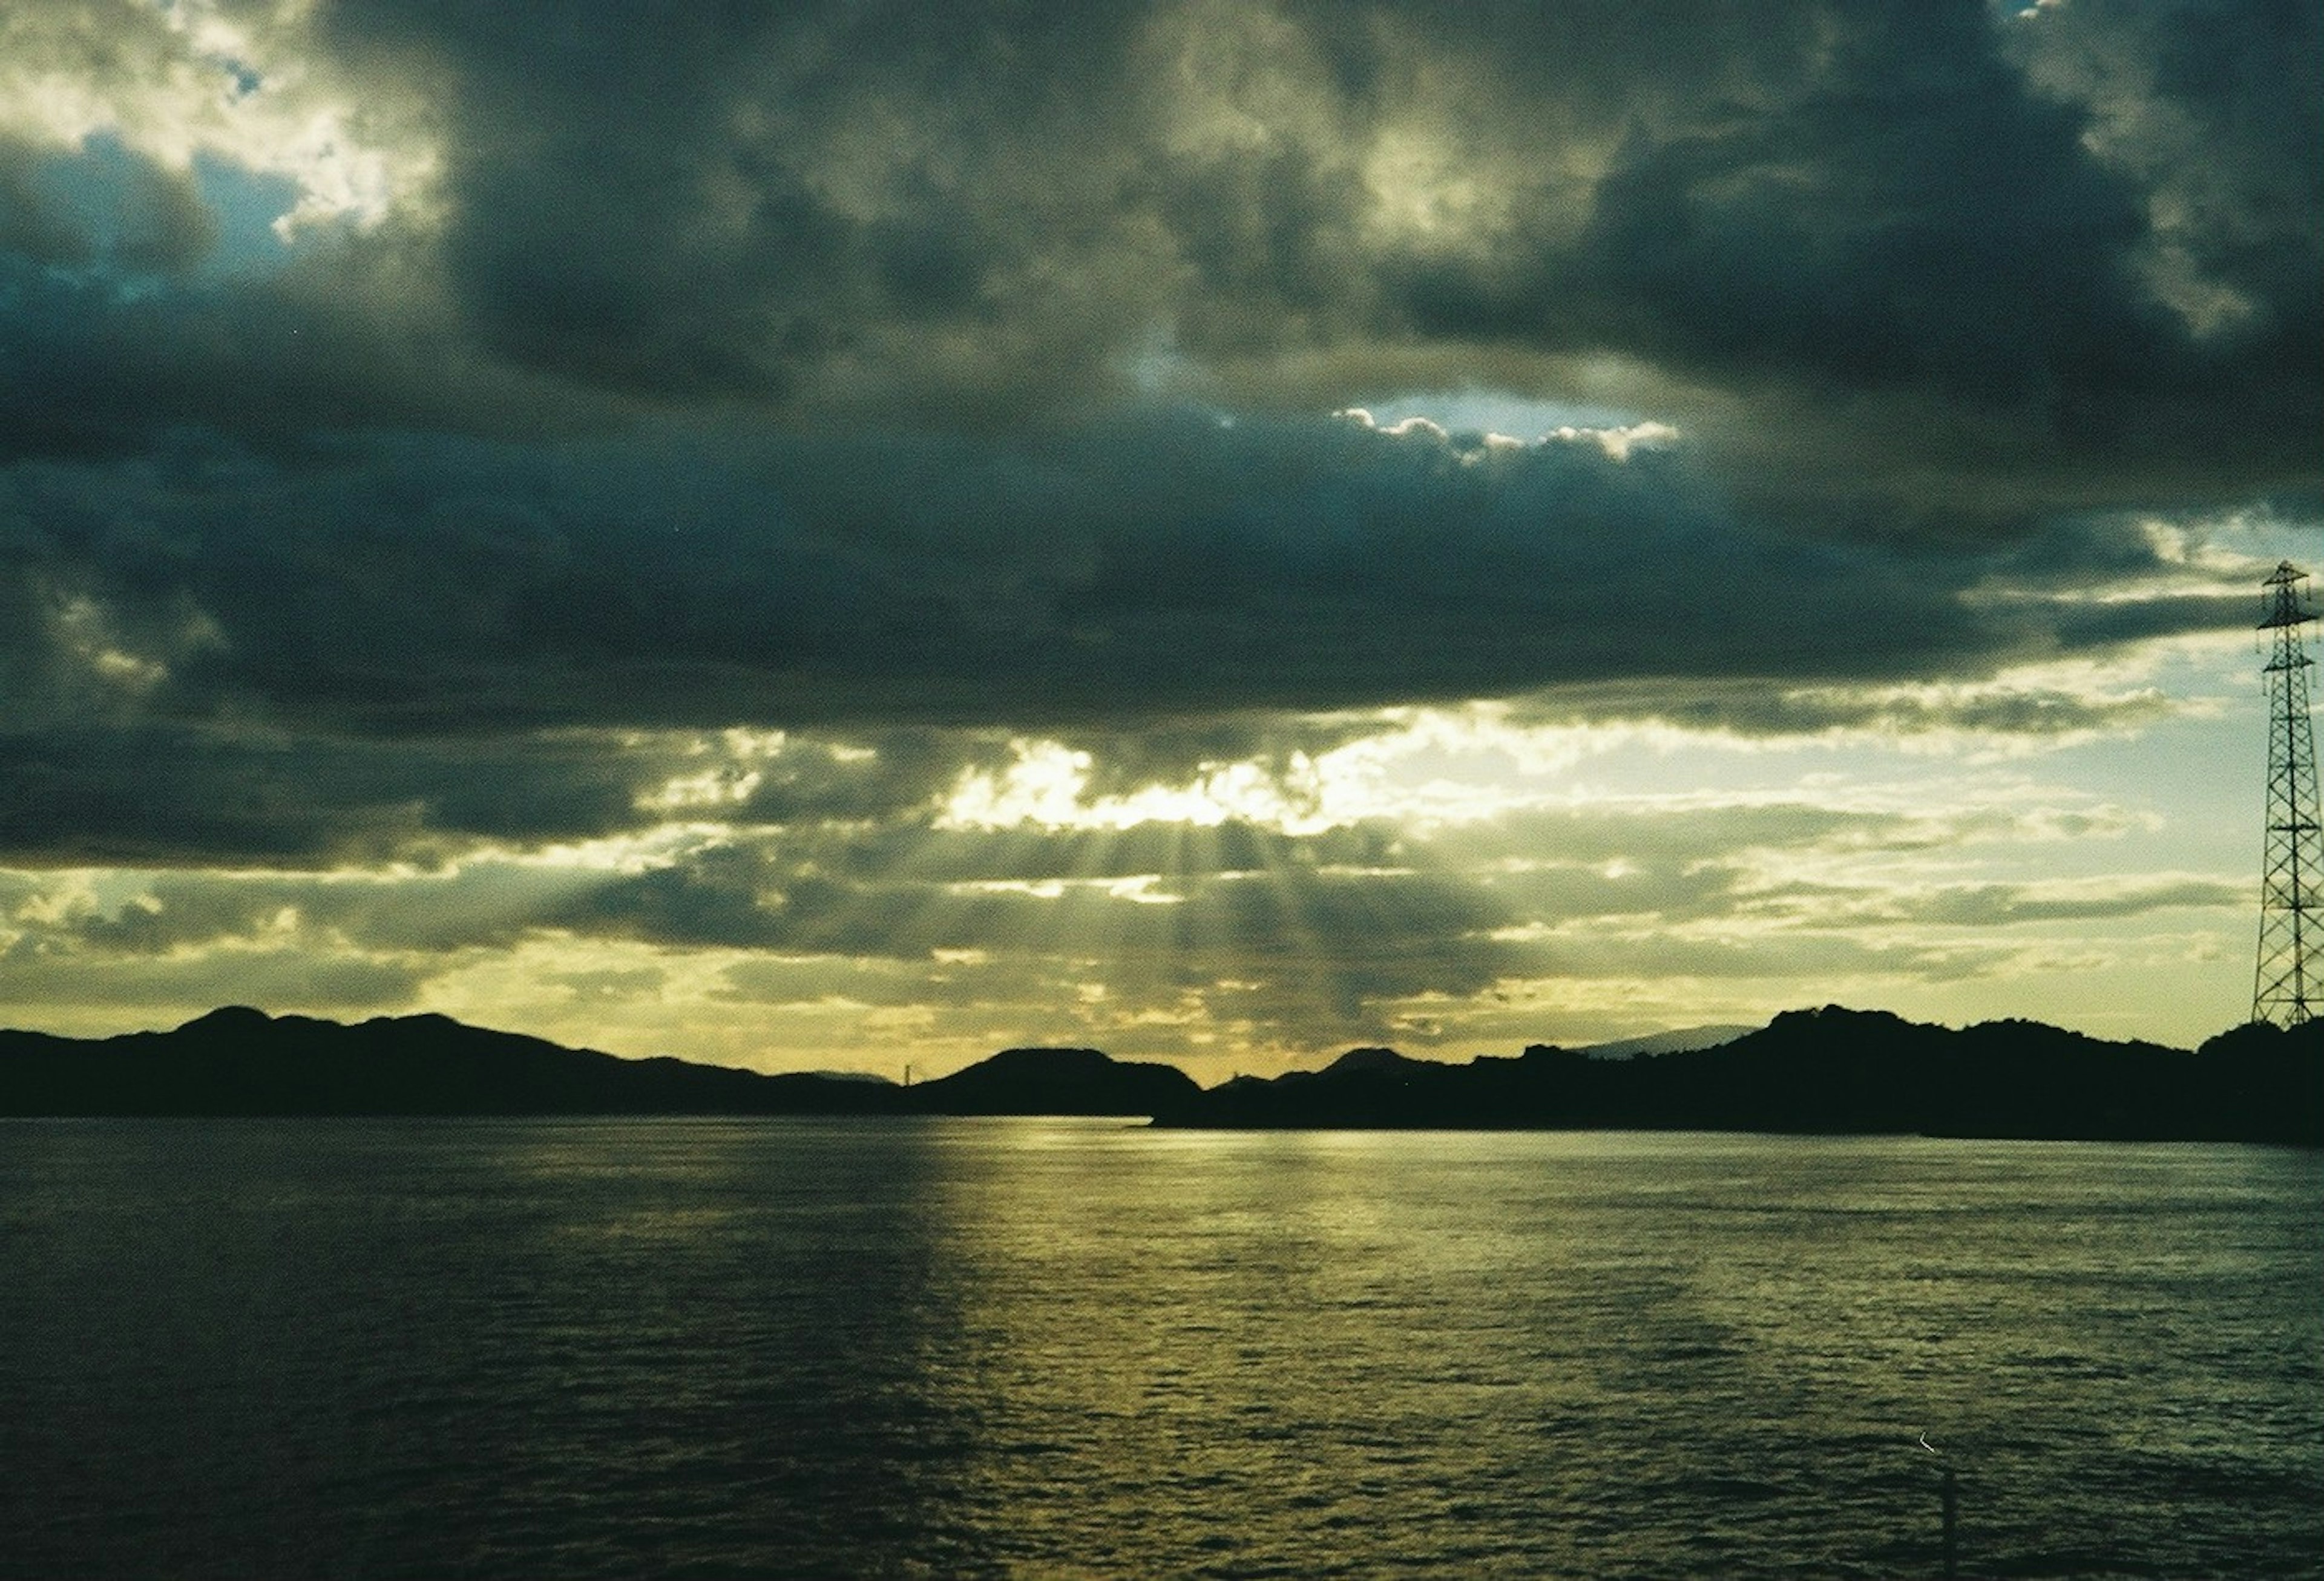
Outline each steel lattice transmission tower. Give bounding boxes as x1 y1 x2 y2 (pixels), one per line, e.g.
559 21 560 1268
2253 560 2323 1026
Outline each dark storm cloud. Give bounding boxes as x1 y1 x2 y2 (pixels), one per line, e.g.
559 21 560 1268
2008 0 2321 355
1410 10 2168 398
2 0 2313 876
0 708 989 866
0 722 661 864
401 0 2307 493
5 1 2314 488
1 418 2228 741
261 0 1170 421
0 398 2262 863
0 132 606 456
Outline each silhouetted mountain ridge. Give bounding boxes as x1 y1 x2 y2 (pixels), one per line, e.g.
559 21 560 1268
1570 1024 1757 1059
903 1046 1201 1115
0 1007 873 1117
0 1010 1189 1119
1322 1047 1427 1076
1 1004 2316 1142
1153 1006 2322 1145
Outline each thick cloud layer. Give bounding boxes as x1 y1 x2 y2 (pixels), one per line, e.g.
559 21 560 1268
4 417 2247 747
4 2 2316 477
0 0 2312 1058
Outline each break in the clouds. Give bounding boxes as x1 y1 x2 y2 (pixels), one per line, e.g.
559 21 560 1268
0 0 2316 1069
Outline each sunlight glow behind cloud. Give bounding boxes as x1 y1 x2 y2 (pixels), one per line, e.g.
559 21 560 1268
2 0 432 247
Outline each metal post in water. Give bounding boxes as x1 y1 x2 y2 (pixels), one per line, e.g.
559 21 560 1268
1941 1465 1958 1580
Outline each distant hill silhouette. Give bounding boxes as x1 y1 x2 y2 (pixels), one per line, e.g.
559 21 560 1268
1153 1007 2323 1145
0 1010 1188 1119
1569 1024 1757 1059
905 1046 1202 1116
1 1004 2317 1142
0 1007 902 1117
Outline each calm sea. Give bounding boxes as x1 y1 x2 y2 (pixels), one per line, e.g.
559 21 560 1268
1 1120 2317 1579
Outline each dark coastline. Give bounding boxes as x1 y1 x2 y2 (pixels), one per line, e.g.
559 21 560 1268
3 1004 2319 1145
1152 1008 2324 1147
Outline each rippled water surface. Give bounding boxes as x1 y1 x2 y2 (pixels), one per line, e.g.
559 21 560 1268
2 1120 2318 1577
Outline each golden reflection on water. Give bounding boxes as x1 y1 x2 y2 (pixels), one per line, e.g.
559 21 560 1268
890 1124 2324 1577
1 1119 2316 1578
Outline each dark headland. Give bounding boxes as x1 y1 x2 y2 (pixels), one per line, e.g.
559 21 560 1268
1 1004 2317 1145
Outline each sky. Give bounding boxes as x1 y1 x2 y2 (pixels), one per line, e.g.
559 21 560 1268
1 0 2317 1081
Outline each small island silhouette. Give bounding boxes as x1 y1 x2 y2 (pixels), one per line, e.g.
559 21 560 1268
2 1004 2317 1144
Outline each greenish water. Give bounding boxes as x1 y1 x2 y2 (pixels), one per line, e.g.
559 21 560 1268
2 1120 2317 1577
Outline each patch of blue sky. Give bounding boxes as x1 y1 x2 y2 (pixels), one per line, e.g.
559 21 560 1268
1348 389 1644 444
188 149 300 277
21 133 300 290
220 57 264 103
